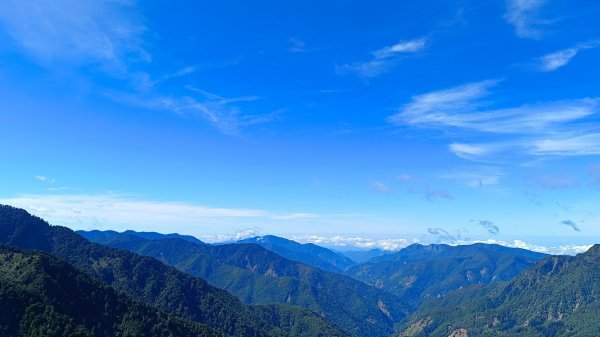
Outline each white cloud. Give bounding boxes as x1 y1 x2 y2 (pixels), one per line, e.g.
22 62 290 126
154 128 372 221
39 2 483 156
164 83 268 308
0 0 269 136
448 143 501 161
504 0 548 39
441 166 503 188
272 213 319 220
538 42 600 72
35 175 55 184
292 235 420 251
0 193 270 230
390 80 597 134
372 39 427 59
391 80 600 161
539 48 579 71
371 181 393 193
0 0 147 69
432 238 592 256
200 228 262 243
338 37 426 77
532 133 600 156
293 235 593 256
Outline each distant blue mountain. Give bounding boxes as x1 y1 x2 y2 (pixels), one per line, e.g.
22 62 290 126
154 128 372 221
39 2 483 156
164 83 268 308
236 235 356 272
338 248 388 263
78 229 206 246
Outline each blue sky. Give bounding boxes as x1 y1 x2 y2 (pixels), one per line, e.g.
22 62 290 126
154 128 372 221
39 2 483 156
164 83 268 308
1 0 600 254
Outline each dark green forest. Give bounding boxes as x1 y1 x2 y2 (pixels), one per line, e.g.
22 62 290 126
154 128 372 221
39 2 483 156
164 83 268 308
0 247 225 337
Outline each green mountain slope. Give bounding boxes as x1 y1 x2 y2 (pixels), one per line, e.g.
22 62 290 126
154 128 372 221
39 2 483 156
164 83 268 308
0 247 225 337
400 245 600 337
235 235 356 272
0 205 349 337
347 243 546 306
79 230 409 337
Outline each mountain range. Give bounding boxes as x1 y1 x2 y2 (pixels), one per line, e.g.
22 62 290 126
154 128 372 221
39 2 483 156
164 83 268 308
0 205 349 337
3 204 600 337
400 245 600 336
79 230 409 337
235 235 356 272
346 243 547 306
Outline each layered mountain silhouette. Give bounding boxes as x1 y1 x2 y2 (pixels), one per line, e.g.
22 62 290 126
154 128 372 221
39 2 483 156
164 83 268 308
0 205 349 337
4 204 600 337
235 235 356 272
79 230 409 337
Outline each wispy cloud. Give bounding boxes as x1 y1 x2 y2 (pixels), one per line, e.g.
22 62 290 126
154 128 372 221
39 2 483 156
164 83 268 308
390 80 600 161
0 193 272 231
538 41 600 72
478 220 499 235
560 219 581 232
526 173 580 190
0 0 271 135
504 0 548 39
532 133 600 156
390 80 597 134
370 181 393 193
35 175 56 184
372 39 428 58
288 38 313 53
337 37 427 77
539 48 579 71
106 87 275 135
441 166 503 188
271 213 319 220
0 0 148 69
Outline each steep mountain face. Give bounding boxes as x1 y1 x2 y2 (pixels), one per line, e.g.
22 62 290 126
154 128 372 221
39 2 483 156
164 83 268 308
0 205 349 337
0 247 225 337
400 246 600 337
80 230 409 337
347 243 547 306
235 235 356 272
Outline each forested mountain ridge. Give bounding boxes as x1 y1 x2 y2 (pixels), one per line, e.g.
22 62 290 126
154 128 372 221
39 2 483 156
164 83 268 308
79 230 409 337
0 246 226 337
399 245 600 337
235 235 356 272
347 243 547 306
0 205 350 337
83 229 207 246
